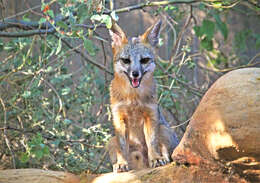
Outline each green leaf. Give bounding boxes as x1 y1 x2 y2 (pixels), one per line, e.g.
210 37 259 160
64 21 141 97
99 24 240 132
46 66 53 73
234 30 251 51
83 38 95 56
47 10 54 18
64 119 72 125
91 14 112 28
22 91 31 98
43 146 50 155
56 21 68 29
194 19 215 39
213 13 228 40
22 15 31 22
90 14 102 22
158 38 164 47
0 39 3 52
212 2 222 8
254 34 260 49
201 19 215 39
61 87 71 95
187 61 196 69
194 26 202 37
39 18 46 24
164 6 169 11
201 37 213 51
55 38 62 55
169 5 176 10
175 101 180 110
101 15 112 29
20 152 29 163
78 4 90 24
111 11 119 21
35 150 44 159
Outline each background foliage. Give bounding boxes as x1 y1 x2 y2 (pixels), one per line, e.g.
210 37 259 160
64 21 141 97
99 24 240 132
0 0 260 174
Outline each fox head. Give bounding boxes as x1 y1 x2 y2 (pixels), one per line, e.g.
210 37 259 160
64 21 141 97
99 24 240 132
109 20 162 88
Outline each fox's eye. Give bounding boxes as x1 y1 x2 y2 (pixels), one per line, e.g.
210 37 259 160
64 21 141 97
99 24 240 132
140 58 150 64
121 58 131 64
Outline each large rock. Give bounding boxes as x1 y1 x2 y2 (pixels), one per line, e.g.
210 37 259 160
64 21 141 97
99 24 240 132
172 67 260 182
0 169 80 183
0 165 246 183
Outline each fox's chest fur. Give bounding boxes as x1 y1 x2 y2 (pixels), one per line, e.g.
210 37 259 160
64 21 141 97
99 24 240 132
110 73 157 148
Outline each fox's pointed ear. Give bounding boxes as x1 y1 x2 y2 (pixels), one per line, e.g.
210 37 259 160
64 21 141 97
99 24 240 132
109 21 128 49
141 20 162 47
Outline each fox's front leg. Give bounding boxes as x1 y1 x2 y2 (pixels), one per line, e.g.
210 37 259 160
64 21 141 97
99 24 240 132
144 106 169 168
112 112 129 172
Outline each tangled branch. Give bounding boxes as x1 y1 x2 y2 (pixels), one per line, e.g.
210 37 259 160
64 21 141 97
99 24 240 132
0 14 70 37
0 0 252 38
0 0 200 38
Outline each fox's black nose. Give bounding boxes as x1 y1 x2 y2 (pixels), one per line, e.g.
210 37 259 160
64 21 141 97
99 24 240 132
132 71 139 78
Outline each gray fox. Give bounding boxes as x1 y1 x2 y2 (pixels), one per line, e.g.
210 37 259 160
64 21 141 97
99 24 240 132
107 20 179 173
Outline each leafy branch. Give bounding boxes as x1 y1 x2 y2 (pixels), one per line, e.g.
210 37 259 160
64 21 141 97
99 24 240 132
0 0 253 38
0 1 199 38
0 14 69 37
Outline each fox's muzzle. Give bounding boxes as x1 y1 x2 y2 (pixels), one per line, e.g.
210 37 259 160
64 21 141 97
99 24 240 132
124 69 147 88
130 70 141 88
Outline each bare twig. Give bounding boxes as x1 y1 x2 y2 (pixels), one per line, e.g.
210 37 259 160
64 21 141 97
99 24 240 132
0 0 6 20
166 107 185 133
0 28 55 37
110 0 115 10
93 150 108 173
0 126 35 133
169 5 193 65
161 13 177 54
203 0 241 9
199 61 260 73
241 1 260 16
56 35 113 75
0 13 70 37
65 139 104 148
200 52 260 73
156 61 204 97
0 13 68 31
24 0 44 17
248 52 260 64
171 118 190 129
3 4 41 19
104 0 199 14
40 77 65 117
100 40 108 84
0 18 51 31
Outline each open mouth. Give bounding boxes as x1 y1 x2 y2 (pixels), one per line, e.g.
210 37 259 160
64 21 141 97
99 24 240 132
123 72 141 88
131 78 140 88
123 71 147 88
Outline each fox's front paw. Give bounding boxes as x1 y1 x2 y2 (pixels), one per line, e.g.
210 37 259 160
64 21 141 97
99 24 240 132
113 162 129 173
149 157 169 168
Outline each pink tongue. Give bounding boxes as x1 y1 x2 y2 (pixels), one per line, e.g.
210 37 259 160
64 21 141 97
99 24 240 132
132 79 139 87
